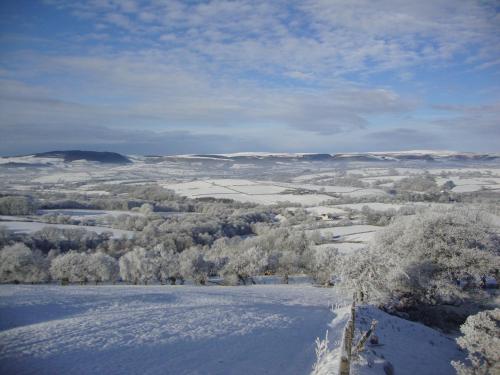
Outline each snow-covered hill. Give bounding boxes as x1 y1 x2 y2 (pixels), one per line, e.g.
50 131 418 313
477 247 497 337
0 285 463 375
0 284 341 375
165 150 499 163
1 150 497 169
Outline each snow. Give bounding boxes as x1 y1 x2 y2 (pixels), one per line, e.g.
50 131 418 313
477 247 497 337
179 152 314 158
306 206 347 216
347 189 387 197
161 180 334 205
313 305 464 375
33 173 92 183
0 284 344 375
451 184 484 193
311 225 382 238
335 203 404 211
309 225 382 246
313 243 366 254
162 179 388 206
38 209 145 219
0 221 134 239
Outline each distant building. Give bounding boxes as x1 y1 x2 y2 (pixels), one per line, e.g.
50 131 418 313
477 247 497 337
317 213 340 221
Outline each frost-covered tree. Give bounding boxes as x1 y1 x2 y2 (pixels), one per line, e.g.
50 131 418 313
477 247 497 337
275 231 310 283
452 308 500 375
179 247 209 285
87 253 119 283
50 251 89 284
310 246 339 286
205 237 234 274
361 206 396 226
0 243 49 283
119 247 158 284
393 173 438 192
0 225 11 248
221 245 268 285
139 203 154 215
32 227 107 253
154 244 182 284
0 195 38 215
442 180 456 191
338 208 500 306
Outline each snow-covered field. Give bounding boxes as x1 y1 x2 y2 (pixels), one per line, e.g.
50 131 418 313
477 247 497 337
309 225 382 242
0 221 134 239
159 179 388 206
37 209 145 218
0 284 343 375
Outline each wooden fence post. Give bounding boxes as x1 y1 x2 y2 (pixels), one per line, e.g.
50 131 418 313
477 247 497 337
339 300 356 375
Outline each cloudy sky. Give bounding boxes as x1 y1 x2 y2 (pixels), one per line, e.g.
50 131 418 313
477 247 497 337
0 0 499 155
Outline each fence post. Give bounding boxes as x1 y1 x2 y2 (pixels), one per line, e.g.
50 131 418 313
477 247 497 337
353 320 377 355
339 300 356 375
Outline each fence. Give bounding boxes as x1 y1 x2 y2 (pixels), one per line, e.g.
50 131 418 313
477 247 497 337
337 299 378 375
338 301 356 375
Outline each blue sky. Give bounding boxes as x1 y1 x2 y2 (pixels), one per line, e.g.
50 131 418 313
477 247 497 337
0 0 499 155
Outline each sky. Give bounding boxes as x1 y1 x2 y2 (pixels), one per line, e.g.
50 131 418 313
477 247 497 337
0 0 499 155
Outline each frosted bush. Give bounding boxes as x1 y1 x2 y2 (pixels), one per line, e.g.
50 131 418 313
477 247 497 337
50 251 89 283
311 246 339 285
87 253 119 283
154 244 182 284
452 308 500 375
119 247 158 284
179 247 210 285
338 208 500 305
221 245 268 285
0 243 49 283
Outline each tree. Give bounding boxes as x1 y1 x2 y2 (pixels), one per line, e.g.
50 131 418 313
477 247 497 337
179 247 209 285
221 245 268 285
0 225 11 248
154 244 182 284
275 230 310 283
0 196 38 215
452 308 500 375
442 180 456 191
338 208 500 306
393 173 438 192
87 253 119 284
310 246 339 286
50 251 89 284
139 203 154 215
0 243 49 283
119 247 158 284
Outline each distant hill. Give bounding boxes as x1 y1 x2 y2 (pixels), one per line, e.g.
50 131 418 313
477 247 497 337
168 150 499 163
34 150 131 164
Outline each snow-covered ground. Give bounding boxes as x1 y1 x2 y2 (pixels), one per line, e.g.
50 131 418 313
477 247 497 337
309 225 382 242
38 209 145 219
0 221 134 239
0 284 343 375
314 305 463 375
159 179 388 206
313 242 366 254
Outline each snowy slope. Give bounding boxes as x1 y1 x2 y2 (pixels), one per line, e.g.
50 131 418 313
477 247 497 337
0 284 344 375
313 305 464 375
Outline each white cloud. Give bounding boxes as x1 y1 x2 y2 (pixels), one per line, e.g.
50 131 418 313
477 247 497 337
42 0 500 76
2 0 499 153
